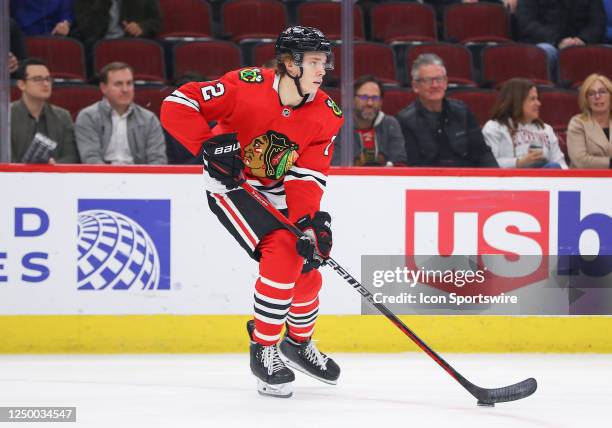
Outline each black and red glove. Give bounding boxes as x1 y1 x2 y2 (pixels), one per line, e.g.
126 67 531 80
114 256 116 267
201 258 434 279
295 211 332 270
202 133 244 189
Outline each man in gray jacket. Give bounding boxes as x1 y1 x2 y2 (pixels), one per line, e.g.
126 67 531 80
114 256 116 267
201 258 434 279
11 58 79 163
332 75 406 166
75 62 167 164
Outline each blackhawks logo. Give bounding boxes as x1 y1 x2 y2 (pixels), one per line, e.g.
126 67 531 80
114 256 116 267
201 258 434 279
325 97 342 117
244 131 299 179
238 68 264 83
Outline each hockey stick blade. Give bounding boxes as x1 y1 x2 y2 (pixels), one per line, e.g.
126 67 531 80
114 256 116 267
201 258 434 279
238 181 537 405
462 376 538 406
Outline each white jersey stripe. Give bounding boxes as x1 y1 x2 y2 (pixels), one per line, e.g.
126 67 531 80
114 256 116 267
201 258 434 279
289 166 327 182
254 291 293 306
254 330 282 342
291 297 318 307
172 90 199 109
260 276 294 290
254 313 286 326
254 302 289 316
164 95 200 112
288 306 319 318
289 328 315 337
286 318 317 327
287 313 318 325
284 174 325 191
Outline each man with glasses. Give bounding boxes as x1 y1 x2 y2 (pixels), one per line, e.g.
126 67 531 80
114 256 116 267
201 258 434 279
397 54 498 167
332 75 406 166
10 58 79 163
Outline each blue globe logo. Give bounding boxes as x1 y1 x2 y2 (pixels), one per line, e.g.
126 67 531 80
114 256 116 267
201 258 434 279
77 209 160 290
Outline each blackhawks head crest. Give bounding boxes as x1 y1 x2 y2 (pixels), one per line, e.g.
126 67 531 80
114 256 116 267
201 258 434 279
244 131 299 179
325 97 342 117
238 68 264 83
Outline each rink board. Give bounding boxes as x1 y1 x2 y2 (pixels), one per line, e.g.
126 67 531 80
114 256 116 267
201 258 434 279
1 165 611 353
2 315 612 353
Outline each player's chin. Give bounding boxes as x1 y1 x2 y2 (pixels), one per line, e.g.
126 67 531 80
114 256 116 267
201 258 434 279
309 82 322 92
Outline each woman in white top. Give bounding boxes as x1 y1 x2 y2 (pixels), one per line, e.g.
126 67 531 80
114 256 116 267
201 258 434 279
482 78 568 169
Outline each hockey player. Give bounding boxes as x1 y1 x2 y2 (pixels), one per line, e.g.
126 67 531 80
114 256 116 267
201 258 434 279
160 26 343 398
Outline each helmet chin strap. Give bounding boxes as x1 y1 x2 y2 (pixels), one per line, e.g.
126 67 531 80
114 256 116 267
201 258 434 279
289 66 305 98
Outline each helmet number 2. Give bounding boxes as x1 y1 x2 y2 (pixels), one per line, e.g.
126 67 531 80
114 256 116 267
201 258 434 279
201 83 225 101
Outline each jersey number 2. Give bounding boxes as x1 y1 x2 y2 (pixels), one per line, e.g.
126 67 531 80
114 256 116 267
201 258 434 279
201 83 225 101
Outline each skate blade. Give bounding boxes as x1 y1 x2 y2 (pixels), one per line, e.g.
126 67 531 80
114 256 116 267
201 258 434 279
279 353 338 385
256 379 293 398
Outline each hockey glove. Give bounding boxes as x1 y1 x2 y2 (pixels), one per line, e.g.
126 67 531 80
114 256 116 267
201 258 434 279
295 211 332 269
202 133 244 189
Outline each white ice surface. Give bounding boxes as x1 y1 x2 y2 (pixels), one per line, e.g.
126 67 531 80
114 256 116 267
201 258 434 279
0 353 609 428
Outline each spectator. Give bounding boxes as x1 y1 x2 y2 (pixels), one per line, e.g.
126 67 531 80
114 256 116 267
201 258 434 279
482 78 568 168
11 58 79 164
516 0 605 82
605 0 612 43
9 19 27 76
397 54 498 167
567 73 612 169
73 0 161 47
75 62 167 164
10 0 74 36
332 75 406 166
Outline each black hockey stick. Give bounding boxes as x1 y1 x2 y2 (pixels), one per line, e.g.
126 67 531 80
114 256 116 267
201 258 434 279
239 180 537 406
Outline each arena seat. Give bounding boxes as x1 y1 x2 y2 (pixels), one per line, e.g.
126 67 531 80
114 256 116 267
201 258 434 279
25 36 86 81
371 2 437 44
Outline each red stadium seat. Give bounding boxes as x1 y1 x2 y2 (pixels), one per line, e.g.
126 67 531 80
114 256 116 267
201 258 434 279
447 89 498 126
481 44 552 88
329 43 399 86
11 85 20 102
252 42 276 67
559 45 612 88
174 41 241 81
444 3 511 43
134 85 175 117
25 36 86 81
50 85 101 120
538 88 580 131
371 2 437 44
406 43 475 87
222 0 288 43
158 0 212 39
383 88 417 116
296 1 364 41
94 39 166 83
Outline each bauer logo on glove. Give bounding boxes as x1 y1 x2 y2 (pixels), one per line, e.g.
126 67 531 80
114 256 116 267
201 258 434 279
202 133 245 190
213 142 241 155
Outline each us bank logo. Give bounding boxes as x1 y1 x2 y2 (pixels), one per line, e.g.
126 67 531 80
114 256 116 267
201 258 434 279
77 199 171 290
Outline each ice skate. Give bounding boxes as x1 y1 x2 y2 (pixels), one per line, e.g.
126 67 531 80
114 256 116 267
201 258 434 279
247 320 295 398
279 334 340 385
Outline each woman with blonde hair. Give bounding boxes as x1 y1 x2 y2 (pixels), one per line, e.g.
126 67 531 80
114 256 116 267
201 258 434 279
482 78 567 168
567 73 612 168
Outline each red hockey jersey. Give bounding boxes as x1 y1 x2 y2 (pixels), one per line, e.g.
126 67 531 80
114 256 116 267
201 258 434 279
161 67 343 222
